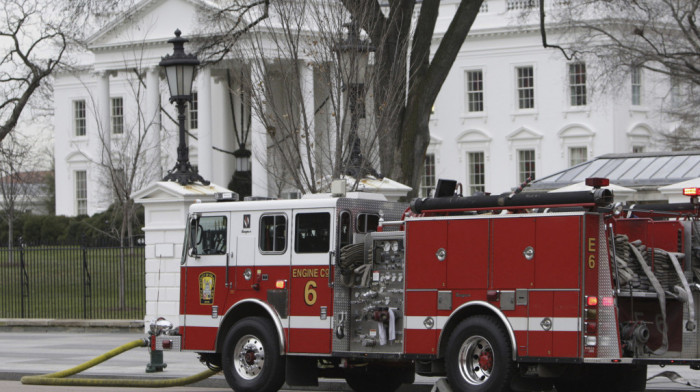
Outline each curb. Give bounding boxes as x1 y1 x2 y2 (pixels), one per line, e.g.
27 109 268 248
0 319 144 333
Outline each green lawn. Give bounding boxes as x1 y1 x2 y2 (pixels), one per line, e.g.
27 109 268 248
0 246 145 319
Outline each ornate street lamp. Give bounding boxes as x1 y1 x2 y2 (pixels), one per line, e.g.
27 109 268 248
159 29 209 186
333 19 379 179
228 143 251 198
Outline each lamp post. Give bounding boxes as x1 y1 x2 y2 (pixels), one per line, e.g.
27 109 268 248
229 143 251 198
334 19 379 179
159 29 209 186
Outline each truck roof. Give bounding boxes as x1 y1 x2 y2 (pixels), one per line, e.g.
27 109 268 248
188 193 389 214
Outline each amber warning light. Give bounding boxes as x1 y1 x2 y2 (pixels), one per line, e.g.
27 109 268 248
683 187 699 197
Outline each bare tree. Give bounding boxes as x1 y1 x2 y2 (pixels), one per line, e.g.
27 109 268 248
198 1 484 198
0 133 41 262
0 0 67 142
345 0 484 198
539 0 700 148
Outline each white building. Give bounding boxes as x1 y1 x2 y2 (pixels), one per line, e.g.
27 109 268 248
53 0 672 216
422 0 668 197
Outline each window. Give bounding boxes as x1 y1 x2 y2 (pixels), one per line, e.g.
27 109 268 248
632 145 645 153
631 67 642 106
467 152 485 195
74 100 86 136
518 149 536 183
357 213 379 233
339 211 352 248
75 170 87 215
465 70 484 112
507 0 536 10
295 213 330 253
111 97 124 134
192 216 227 255
189 92 198 129
516 66 535 109
569 146 587 167
569 63 587 106
420 153 436 197
260 215 287 253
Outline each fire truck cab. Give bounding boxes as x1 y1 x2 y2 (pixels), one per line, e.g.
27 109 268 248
164 181 700 392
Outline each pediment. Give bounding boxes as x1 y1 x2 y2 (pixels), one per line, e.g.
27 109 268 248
627 123 653 137
87 0 213 49
66 151 90 163
458 129 492 143
558 124 595 138
506 127 543 141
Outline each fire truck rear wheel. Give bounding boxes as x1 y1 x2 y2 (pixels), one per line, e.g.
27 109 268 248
221 317 285 392
446 315 513 392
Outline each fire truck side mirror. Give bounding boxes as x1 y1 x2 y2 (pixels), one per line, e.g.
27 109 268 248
187 216 200 257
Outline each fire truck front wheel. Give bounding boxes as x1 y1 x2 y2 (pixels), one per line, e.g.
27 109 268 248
221 317 285 392
446 315 513 392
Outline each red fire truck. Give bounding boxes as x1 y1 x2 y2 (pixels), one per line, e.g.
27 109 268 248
155 178 700 392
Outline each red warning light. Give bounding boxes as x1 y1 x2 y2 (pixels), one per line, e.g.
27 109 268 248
585 178 610 188
683 187 699 197
586 296 598 307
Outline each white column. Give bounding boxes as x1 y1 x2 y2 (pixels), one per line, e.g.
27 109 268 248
94 70 112 214
146 67 162 180
197 66 213 181
251 66 268 197
299 62 315 192
96 71 111 162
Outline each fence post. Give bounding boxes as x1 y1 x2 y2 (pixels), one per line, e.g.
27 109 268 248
81 235 92 319
19 236 28 318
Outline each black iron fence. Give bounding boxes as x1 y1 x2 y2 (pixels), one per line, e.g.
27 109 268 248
0 244 145 319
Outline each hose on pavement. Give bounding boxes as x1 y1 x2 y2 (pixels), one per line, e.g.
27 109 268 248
20 338 220 387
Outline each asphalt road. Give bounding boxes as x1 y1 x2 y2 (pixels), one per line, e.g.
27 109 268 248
1 331 699 392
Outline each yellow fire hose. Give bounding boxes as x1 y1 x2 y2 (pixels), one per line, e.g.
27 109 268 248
20 339 220 387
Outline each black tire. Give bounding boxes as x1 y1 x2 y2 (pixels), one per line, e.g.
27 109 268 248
221 317 285 392
344 363 406 392
445 315 514 392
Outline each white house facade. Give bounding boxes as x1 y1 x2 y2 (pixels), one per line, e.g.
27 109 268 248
53 0 673 216
422 0 668 197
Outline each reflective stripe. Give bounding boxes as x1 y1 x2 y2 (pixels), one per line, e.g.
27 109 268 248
289 316 331 329
405 315 580 332
184 314 221 328
405 316 446 330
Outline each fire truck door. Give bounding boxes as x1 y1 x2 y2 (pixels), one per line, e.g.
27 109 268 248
491 217 535 289
404 220 447 354
182 213 230 351
287 209 334 354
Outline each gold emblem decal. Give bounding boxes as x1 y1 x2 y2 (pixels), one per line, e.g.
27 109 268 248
199 272 216 305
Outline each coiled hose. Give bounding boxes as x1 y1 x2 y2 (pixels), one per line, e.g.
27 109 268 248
20 339 220 387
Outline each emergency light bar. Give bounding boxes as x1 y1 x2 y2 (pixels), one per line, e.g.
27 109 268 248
683 187 699 197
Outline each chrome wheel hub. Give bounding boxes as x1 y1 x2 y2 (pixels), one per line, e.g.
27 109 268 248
233 334 265 380
458 335 494 385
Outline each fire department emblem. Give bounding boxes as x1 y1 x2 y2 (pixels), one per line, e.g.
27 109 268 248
199 272 216 305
